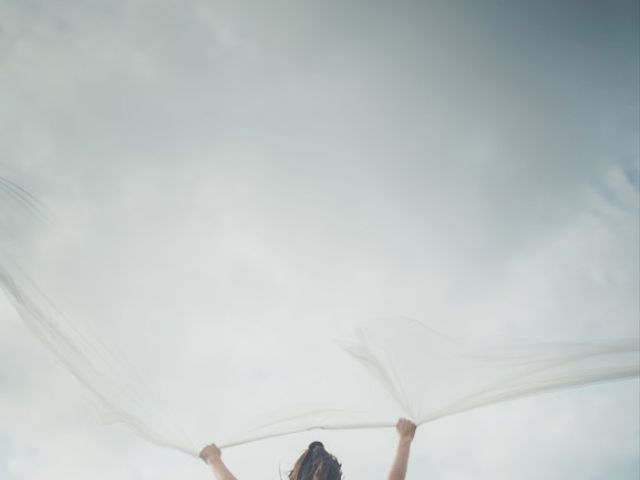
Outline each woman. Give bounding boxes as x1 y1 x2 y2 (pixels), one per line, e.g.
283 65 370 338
199 418 417 480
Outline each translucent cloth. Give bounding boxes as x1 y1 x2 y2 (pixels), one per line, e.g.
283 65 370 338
1 179 639 456
2 263 638 456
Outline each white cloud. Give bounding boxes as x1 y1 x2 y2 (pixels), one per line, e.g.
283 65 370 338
1 0 638 479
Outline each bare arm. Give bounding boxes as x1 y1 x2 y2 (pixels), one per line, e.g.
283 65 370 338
200 444 238 480
387 418 417 480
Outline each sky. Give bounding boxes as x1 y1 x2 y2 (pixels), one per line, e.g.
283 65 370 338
0 0 639 479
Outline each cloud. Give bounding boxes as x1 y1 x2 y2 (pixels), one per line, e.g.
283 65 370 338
1 0 638 479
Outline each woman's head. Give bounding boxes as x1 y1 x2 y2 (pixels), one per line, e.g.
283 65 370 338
289 441 342 480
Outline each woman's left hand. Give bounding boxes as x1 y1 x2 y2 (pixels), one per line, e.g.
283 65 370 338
199 444 222 464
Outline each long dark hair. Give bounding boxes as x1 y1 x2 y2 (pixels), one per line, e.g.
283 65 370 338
289 441 342 480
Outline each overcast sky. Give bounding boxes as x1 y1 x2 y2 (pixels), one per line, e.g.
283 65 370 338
1 0 639 479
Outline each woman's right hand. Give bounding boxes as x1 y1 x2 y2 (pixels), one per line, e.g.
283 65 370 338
395 418 417 441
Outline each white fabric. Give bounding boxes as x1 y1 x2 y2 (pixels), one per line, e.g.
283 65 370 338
2 262 638 456
1 178 638 456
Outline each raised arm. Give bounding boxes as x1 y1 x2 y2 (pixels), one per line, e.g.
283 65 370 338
200 444 238 480
387 418 417 480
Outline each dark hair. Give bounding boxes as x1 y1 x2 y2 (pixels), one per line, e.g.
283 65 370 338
289 441 342 480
